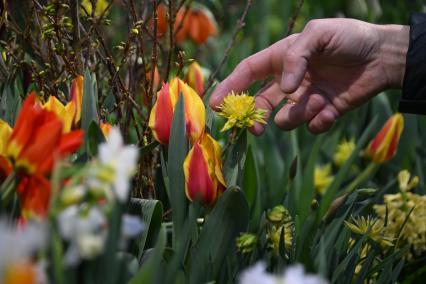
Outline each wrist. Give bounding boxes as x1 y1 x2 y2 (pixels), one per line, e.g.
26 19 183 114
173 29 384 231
376 24 410 89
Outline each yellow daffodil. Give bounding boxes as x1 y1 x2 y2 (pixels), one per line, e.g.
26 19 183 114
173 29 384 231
333 138 355 167
374 185 426 259
314 164 333 195
217 92 266 132
398 170 419 192
344 215 394 247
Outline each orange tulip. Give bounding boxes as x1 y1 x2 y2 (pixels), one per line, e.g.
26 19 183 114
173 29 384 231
365 113 404 163
174 7 217 44
187 9 217 44
185 61 204 96
70 75 83 126
17 174 51 219
148 78 205 145
183 134 226 205
6 93 84 175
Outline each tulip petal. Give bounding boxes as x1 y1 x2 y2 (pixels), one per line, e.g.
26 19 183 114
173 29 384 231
7 93 42 160
184 142 216 204
149 83 175 145
16 118 63 174
70 75 84 125
17 174 51 219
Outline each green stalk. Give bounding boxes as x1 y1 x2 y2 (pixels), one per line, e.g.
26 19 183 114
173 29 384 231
343 162 379 194
1 171 17 205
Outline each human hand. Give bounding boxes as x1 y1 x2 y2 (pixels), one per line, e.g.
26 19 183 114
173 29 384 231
209 18 409 134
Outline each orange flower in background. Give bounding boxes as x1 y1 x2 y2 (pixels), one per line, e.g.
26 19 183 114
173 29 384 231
154 3 168 37
70 75 84 126
183 134 226 205
175 7 217 44
185 61 204 96
100 122 112 138
365 113 404 163
4 261 37 284
148 78 205 145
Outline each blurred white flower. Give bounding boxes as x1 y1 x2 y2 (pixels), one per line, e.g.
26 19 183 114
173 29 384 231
98 127 139 202
58 205 107 266
239 262 275 284
121 214 144 238
239 262 328 284
0 219 46 283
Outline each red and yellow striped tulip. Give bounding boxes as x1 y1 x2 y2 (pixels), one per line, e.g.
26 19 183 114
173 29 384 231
148 78 205 145
70 75 84 126
365 113 404 163
43 95 76 133
185 61 204 96
183 134 226 205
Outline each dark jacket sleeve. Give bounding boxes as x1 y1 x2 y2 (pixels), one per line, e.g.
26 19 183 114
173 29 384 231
399 13 426 115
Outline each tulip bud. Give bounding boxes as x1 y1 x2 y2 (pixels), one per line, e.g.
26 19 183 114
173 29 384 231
148 78 205 145
183 134 226 205
185 61 204 96
365 113 404 163
236 233 257 254
267 205 289 225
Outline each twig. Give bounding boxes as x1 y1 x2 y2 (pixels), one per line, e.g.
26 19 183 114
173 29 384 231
286 0 304 36
202 0 253 97
165 0 175 79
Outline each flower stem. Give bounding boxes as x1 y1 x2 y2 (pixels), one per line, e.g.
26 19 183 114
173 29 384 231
1 171 17 205
343 162 379 194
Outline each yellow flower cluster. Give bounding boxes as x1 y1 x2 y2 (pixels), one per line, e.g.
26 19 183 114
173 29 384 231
314 164 333 195
373 170 426 259
217 92 266 132
333 138 355 167
344 215 393 247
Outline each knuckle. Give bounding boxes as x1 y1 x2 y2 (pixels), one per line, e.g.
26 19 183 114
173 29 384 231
304 19 321 32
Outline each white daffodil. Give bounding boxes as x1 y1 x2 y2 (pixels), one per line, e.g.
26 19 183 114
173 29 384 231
0 219 46 283
58 205 107 266
239 262 328 284
98 127 139 202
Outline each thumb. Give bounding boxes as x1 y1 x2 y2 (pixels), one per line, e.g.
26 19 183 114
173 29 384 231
280 23 322 93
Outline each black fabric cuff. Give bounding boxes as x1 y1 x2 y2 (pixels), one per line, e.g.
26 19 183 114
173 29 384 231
399 12 426 114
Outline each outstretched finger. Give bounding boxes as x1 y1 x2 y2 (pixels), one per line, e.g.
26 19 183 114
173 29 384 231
209 35 299 110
